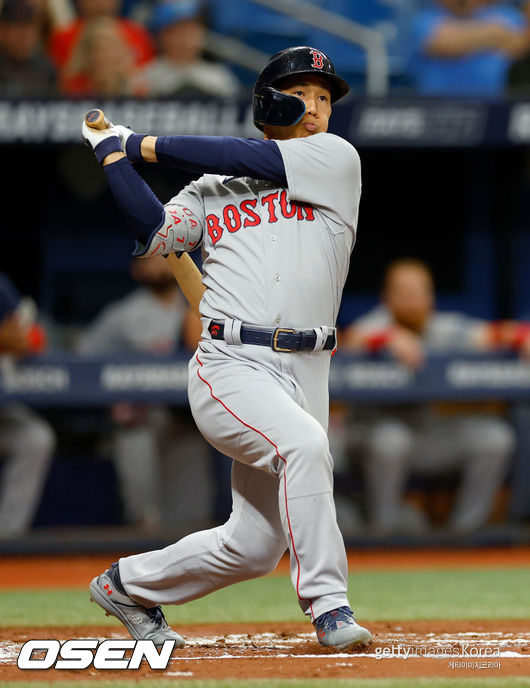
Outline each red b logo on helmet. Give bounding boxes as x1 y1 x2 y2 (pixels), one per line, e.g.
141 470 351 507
310 50 324 69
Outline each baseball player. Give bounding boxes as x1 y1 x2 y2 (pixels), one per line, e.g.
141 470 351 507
342 258 515 535
83 47 372 650
0 273 55 538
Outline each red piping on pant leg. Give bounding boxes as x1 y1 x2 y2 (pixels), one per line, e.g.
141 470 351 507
195 352 316 621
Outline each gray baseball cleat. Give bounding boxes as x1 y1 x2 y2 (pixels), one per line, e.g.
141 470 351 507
314 606 372 649
89 562 185 647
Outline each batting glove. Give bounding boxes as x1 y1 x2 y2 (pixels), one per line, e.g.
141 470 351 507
112 123 135 150
96 121 145 163
113 124 145 164
117 126 146 164
82 120 122 164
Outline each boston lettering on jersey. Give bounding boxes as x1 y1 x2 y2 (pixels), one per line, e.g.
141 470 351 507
206 190 315 245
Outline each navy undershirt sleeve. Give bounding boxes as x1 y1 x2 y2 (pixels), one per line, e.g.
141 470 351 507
155 136 287 186
104 157 165 246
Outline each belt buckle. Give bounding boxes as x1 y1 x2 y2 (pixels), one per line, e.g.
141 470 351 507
272 328 296 352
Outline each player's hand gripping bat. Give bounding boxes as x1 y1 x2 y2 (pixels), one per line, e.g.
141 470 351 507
84 109 205 320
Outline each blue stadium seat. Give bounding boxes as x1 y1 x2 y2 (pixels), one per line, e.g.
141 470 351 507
207 0 312 83
209 0 340 60
306 0 414 88
208 0 307 40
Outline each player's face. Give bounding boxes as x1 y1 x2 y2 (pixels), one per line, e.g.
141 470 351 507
159 19 204 63
264 74 332 141
78 0 120 18
384 266 434 333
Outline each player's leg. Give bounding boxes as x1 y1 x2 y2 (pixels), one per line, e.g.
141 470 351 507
111 414 162 529
239 348 371 646
120 460 287 606
90 458 286 646
157 411 214 528
91 343 369 647
409 416 514 532
285 355 419 536
185 343 350 620
119 343 347 616
447 417 514 532
0 405 55 537
362 418 417 533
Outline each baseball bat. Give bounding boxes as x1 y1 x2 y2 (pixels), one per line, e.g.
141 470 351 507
84 108 110 130
84 110 205 320
166 253 204 319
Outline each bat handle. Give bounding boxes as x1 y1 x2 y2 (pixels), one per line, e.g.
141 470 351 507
85 109 109 130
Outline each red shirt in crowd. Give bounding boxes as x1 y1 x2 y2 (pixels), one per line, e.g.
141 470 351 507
48 17 154 69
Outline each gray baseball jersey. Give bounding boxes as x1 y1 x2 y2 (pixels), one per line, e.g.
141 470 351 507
119 132 362 622
172 132 360 329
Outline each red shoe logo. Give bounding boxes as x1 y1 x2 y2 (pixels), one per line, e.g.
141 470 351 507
103 584 113 596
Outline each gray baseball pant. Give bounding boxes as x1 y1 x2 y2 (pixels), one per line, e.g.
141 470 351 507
0 404 55 536
119 340 349 621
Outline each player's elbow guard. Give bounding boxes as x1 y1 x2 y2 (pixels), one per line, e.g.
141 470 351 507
133 204 203 258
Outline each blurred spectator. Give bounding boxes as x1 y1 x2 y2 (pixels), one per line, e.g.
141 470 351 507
0 273 56 538
60 16 135 95
0 0 56 96
32 0 76 42
120 0 155 24
48 0 153 73
340 258 516 535
42 0 76 31
77 256 210 530
409 0 527 96
133 0 240 98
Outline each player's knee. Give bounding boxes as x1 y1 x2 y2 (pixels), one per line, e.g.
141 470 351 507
20 420 56 462
295 424 332 470
226 531 284 578
367 422 413 462
246 549 283 578
465 420 515 461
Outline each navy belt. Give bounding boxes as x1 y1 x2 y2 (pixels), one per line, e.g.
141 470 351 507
208 320 336 353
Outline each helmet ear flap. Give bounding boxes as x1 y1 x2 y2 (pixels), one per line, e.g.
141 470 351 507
253 86 306 132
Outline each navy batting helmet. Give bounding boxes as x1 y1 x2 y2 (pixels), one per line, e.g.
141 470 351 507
253 46 349 131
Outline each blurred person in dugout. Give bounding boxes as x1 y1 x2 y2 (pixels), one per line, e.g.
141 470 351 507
132 0 240 98
0 0 56 96
409 0 528 97
0 273 56 538
48 0 153 94
338 258 525 535
77 256 218 531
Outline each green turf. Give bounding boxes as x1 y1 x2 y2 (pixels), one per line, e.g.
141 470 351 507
4 679 530 688
1 567 529 627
